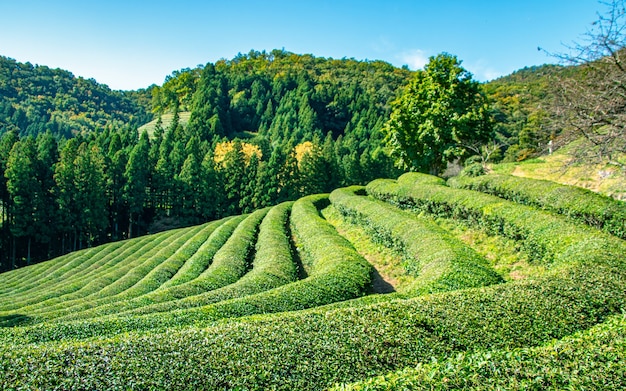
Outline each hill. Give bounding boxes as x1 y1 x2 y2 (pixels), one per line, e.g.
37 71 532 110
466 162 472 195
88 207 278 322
1 172 624 389
0 56 152 138
0 51 412 270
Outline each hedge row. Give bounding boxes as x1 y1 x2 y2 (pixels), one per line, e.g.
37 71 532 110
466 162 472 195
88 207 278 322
329 186 503 295
102 202 297 318
4 226 202 324
0 229 180 318
35 224 209 323
0 245 109 297
0 238 146 308
48 220 226 323
1 262 623 390
367 173 626 269
157 216 237 288
0 196 374 344
334 313 626 390
449 173 626 239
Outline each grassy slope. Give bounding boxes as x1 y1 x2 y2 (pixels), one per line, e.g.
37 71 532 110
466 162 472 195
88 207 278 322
137 111 192 136
492 148 626 200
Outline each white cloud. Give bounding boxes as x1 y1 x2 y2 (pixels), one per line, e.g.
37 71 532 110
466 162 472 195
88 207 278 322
398 49 429 70
464 59 504 82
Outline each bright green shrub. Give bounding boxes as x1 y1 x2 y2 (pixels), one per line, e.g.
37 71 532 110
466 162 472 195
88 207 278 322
2 227 196 324
334 313 626 390
158 216 237 288
0 263 623 390
329 186 503 295
367 172 626 268
449 173 626 239
74 209 266 320
0 230 179 318
0 245 109 297
1 176 625 389
49 221 226 322
0 196 374 343
105 202 297 317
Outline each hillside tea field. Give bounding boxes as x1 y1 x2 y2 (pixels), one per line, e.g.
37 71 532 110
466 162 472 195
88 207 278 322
1 173 625 390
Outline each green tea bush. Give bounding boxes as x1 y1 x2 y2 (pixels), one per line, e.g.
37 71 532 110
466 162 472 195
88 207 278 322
2 227 199 324
0 230 179 318
329 186 503 295
334 313 626 390
131 208 269 302
367 173 626 268
105 202 297 317
0 245 109 297
158 216 238 288
1 263 623 390
49 221 227 322
0 196 374 343
449 173 626 238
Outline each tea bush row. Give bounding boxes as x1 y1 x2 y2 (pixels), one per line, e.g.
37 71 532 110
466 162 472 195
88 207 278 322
329 186 503 295
50 220 228 323
0 236 152 308
1 261 623 390
27 224 210 323
107 202 298 318
449 173 626 239
0 230 180 318
334 313 626 390
0 245 110 297
0 196 374 343
367 173 626 269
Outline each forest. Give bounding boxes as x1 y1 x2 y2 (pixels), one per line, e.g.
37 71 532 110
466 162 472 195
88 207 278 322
0 49 567 271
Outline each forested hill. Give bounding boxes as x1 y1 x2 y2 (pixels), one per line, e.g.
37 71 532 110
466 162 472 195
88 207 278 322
0 50 414 271
0 56 152 138
154 49 413 148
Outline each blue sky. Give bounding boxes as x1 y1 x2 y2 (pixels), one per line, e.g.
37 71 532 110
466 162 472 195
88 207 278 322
0 0 602 90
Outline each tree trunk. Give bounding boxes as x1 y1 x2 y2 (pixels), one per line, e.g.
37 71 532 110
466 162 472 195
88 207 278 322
128 212 133 239
11 235 16 270
27 236 31 266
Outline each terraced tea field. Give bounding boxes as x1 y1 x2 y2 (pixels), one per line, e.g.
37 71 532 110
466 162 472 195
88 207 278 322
1 173 625 390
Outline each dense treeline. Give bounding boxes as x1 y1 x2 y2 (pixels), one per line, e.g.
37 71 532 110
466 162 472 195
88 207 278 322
0 50 411 271
0 56 151 138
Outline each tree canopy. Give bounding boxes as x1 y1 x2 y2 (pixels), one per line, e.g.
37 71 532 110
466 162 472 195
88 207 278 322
384 53 493 175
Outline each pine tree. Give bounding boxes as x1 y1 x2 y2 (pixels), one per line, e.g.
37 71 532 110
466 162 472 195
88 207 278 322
5 137 44 265
124 132 151 238
74 142 107 247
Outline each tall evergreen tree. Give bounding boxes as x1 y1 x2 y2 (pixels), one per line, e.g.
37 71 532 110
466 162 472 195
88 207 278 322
74 142 108 247
55 138 80 252
124 132 151 238
5 137 44 265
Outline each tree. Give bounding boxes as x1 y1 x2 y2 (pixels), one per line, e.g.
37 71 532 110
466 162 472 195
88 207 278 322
548 0 626 169
55 138 80 252
74 142 108 247
384 53 493 175
0 130 18 269
124 132 151 238
5 137 44 265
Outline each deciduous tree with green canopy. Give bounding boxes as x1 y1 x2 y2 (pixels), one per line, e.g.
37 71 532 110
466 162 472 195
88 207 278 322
385 53 493 175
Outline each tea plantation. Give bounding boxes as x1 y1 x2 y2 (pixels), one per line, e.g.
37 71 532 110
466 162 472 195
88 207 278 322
1 173 624 390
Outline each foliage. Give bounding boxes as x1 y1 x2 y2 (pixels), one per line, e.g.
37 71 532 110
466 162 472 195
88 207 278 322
334 313 626 390
449 173 626 238
329 186 503 294
0 56 150 138
0 172 625 389
385 53 493 174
